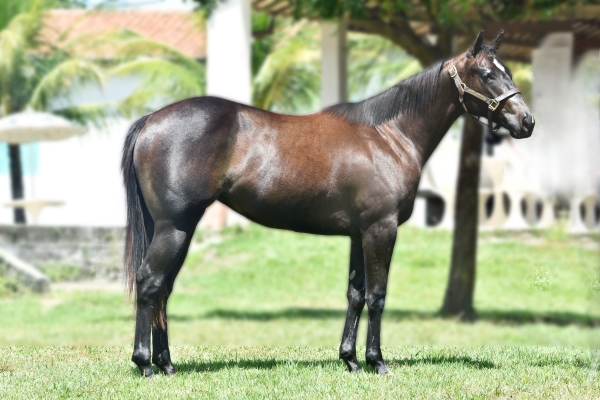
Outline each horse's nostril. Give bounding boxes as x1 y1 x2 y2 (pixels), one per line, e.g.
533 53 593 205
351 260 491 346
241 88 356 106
522 113 534 129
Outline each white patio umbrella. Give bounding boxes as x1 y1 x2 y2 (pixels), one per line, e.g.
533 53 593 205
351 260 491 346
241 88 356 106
0 111 84 144
0 111 85 224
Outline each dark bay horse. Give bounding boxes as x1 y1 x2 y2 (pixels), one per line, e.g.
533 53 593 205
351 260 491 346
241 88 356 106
122 30 534 377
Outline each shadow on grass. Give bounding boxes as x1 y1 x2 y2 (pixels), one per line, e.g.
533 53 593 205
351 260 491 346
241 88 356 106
167 307 600 327
132 354 496 375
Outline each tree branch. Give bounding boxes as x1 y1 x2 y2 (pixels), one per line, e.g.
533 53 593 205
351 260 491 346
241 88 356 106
348 18 443 66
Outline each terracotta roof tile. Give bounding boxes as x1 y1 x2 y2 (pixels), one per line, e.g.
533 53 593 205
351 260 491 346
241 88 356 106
41 9 205 58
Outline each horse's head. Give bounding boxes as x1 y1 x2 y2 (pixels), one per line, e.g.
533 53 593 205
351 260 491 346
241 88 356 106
452 30 535 139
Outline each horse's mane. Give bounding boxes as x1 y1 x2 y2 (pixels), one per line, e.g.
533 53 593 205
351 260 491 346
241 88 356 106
324 61 445 126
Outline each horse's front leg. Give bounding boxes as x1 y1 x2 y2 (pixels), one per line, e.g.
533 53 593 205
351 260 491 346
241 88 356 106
362 217 397 375
339 237 366 372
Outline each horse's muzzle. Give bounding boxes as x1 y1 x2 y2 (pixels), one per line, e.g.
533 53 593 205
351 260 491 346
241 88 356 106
511 112 535 139
522 112 535 136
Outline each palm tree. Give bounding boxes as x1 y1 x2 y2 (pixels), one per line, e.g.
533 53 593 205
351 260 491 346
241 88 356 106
347 32 422 101
252 20 320 114
251 18 422 114
0 1 206 223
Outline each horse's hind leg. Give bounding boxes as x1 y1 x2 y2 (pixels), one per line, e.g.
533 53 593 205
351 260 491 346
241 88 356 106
339 237 366 372
131 219 196 378
150 242 190 375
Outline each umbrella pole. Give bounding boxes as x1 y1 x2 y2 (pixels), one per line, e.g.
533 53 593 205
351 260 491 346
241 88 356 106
8 144 26 224
28 143 36 199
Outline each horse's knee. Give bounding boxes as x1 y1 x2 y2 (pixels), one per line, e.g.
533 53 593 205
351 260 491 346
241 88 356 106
347 285 365 308
136 275 165 307
365 290 386 312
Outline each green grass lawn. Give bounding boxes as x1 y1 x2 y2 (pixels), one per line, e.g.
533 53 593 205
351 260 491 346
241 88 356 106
0 225 598 397
1 346 599 399
1 225 597 347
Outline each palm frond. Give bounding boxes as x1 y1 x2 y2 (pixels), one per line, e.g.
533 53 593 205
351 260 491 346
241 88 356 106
111 33 204 74
29 59 105 111
111 58 205 118
253 22 320 113
53 101 122 129
348 32 421 101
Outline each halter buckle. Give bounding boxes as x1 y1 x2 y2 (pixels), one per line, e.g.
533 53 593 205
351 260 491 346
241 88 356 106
448 65 457 78
488 99 499 111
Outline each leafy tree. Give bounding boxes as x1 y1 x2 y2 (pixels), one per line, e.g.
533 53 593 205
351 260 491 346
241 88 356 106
196 0 564 318
1 0 206 223
252 20 320 113
251 16 420 114
200 0 585 65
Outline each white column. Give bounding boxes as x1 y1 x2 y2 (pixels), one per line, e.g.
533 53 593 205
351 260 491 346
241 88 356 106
321 21 347 107
207 0 251 104
203 0 251 230
528 35 600 232
529 33 573 197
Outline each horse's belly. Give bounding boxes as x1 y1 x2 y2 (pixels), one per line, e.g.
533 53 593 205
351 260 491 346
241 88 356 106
218 187 355 236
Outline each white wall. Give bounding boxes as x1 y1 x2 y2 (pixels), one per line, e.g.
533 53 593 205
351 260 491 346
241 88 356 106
206 0 251 103
321 22 347 107
0 0 199 226
0 76 140 226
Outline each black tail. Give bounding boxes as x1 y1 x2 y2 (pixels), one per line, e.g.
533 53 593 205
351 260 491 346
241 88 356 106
121 114 153 297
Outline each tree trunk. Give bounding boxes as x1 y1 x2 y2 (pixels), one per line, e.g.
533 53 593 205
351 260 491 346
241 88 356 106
441 117 482 320
8 144 26 224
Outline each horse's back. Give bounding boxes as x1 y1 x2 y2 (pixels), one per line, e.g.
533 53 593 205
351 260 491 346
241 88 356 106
132 95 412 234
219 106 396 234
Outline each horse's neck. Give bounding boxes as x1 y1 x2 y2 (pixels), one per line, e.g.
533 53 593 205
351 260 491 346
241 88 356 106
387 70 463 167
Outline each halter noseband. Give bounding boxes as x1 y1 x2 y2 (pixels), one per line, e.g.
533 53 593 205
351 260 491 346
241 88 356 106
448 61 521 132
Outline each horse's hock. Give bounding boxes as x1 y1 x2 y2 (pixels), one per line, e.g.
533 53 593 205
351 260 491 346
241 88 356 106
0 225 124 283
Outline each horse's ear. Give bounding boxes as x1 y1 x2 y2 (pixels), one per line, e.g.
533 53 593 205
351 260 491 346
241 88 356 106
469 28 484 57
490 30 504 50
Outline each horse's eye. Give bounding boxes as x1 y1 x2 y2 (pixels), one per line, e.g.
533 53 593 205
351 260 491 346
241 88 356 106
481 72 493 82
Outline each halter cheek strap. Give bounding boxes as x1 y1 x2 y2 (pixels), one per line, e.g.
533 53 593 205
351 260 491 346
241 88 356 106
448 61 521 132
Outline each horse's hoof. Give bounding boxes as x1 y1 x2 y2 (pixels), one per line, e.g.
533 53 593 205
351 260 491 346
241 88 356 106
159 365 177 375
367 359 392 375
153 353 176 375
374 365 393 375
138 366 154 378
341 359 362 373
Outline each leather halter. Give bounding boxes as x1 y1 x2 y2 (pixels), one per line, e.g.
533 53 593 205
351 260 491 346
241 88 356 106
448 60 521 132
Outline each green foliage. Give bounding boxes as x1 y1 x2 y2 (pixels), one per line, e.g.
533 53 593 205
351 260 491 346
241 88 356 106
252 21 320 113
0 276 21 297
286 0 589 25
0 262 22 297
506 61 532 104
348 32 421 101
252 18 423 113
29 59 105 111
108 35 207 117
198 1 590 68
251 12 275 77
38 263 91 282
0 2 206 124
290 0 368 20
